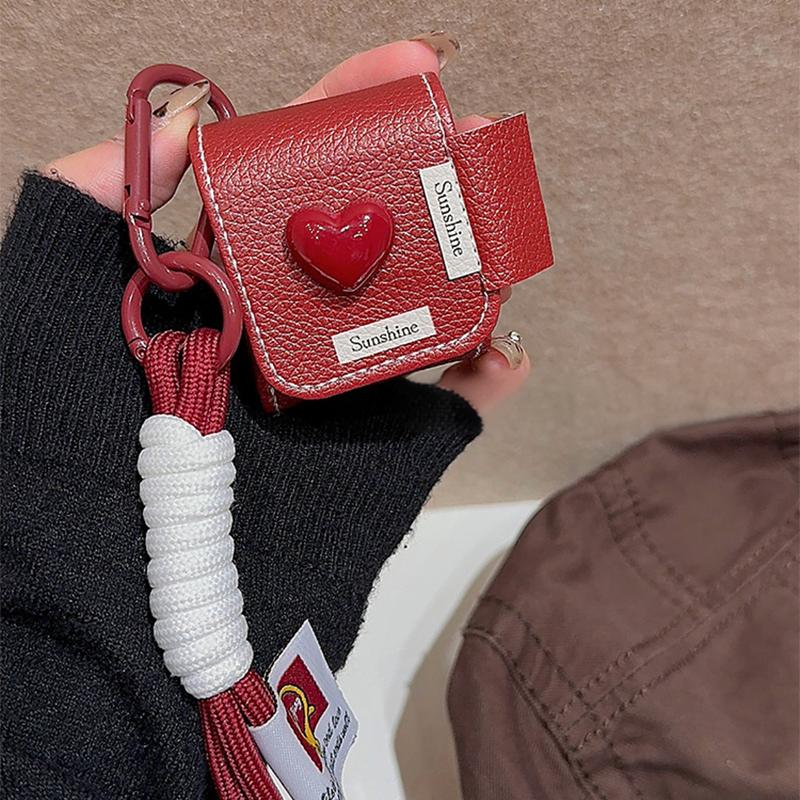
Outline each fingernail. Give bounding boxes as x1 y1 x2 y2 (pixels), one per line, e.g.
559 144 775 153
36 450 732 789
151 80 210 130
411 31 461 70
490 330 525 370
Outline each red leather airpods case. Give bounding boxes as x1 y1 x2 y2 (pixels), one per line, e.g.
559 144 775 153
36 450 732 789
188 72 552 411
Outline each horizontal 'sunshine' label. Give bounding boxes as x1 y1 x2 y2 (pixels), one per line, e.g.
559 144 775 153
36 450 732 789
419 159 483 280
332 306 436 364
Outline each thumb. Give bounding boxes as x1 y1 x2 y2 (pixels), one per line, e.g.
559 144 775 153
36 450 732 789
45 81 209 214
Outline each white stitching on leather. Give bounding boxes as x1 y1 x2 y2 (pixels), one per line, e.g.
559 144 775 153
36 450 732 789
194 78 491 396
420 75 482 271
420 73 453 161
194 126 280 410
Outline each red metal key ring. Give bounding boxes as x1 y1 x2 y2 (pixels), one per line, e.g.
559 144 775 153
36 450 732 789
124 63 237 291
121 251 243 370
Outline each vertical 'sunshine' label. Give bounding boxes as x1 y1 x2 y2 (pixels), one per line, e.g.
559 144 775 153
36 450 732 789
419 159 483 280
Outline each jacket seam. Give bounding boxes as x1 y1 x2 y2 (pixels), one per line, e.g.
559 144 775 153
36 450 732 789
548 413 800 722
485 501 799 727
565 547 798 741
557 505 799 722
590 477 688 610
463 628 645 800
617 464 706 602
571 554 797 751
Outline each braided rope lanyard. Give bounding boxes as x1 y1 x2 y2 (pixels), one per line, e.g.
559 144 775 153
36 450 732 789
139 329 281 799
121 65 281 800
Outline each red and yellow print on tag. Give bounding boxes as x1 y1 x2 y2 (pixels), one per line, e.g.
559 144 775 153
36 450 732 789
277 655 328 771
249 620 358 800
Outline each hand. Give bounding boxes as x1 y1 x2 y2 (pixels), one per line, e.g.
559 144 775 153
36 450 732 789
45 39 531 415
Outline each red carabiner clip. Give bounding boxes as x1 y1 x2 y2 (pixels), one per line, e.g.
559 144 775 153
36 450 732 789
124 63 236 291
121 64 243 370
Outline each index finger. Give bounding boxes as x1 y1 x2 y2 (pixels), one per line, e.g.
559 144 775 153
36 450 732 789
289 40 443 105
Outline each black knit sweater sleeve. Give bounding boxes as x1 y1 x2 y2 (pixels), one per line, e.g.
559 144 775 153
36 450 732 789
1 172 482 799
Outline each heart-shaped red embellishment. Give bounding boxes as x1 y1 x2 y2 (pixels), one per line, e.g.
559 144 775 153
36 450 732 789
287 201 394 294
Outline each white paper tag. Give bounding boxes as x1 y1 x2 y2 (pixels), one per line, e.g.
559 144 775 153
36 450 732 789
419 159 482 280
331 306 436 364
250 621 358 800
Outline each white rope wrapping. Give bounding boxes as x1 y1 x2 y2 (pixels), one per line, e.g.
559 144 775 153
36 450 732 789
138 414 253 699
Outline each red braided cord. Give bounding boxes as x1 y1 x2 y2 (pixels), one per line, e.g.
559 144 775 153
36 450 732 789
143 329 280 800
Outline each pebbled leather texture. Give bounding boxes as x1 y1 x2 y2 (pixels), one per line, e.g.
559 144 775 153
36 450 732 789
189 73 551 404
452 114 552 291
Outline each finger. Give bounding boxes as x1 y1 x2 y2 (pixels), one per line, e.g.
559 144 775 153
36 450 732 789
44 36 454 209
455 113 493 133
438 332 530 415
44 82 210 213
289 35 454 105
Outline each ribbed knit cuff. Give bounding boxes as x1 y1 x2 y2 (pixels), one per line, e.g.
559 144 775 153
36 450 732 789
1 169 484 676
1 172 179 472
229 375 482 673
2 170 483 797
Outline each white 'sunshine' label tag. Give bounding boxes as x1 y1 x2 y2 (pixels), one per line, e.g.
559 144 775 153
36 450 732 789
249 621 358 800
419 159 482 280
331 306 436 364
